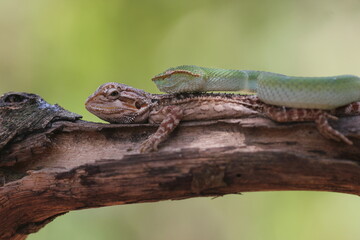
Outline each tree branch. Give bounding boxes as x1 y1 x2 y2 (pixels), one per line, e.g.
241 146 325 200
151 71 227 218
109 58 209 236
0 92 359 240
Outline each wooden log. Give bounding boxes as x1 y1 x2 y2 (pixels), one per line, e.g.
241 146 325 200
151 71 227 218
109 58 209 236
0 92 359 240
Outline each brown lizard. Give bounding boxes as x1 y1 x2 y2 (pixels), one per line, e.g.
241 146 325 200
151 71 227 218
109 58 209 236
85 82 359 152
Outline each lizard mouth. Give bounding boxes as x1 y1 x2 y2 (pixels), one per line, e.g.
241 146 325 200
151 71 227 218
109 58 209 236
85 97 151 123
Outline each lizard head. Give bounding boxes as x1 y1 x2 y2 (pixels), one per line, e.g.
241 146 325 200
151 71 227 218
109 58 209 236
85 82 153 123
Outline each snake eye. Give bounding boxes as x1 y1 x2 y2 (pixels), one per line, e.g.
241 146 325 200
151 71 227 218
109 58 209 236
108 89 120 99
4 94 27 103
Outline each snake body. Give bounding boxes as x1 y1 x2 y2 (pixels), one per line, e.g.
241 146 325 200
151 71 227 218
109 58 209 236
152 65 360 109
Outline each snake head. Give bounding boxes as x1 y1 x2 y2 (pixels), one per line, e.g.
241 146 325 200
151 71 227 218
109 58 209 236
85 83 153 123
152 65 207 93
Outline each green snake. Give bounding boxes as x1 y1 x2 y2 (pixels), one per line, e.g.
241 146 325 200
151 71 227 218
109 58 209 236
152 65 360 110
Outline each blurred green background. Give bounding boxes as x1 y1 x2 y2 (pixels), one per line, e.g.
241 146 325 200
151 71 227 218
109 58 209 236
1 0 360 239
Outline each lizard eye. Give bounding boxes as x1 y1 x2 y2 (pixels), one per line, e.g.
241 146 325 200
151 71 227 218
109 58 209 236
135 101 142 109
107 89 120 99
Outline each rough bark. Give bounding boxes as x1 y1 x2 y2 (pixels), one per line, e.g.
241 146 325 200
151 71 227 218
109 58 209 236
0 92 359 240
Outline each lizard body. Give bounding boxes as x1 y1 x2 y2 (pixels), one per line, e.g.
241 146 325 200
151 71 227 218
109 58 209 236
85 83 359 152
152 65 360 110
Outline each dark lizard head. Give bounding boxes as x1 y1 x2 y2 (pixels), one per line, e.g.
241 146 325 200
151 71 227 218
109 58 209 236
85 83 153 123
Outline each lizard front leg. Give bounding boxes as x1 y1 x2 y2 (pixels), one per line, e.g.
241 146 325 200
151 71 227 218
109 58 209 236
262 105 353 145
140 106 184 153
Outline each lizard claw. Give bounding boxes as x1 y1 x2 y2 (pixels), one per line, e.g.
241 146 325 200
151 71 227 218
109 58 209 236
139 139 158 153
324 112 338 121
